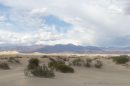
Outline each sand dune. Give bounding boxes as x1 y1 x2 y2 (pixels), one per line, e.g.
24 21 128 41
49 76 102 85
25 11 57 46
0 51 19 55
0 54 130 86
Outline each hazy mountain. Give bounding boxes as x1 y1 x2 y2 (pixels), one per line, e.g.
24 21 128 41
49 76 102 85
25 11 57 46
0 44 102 53
36 44 102 53
0 44 130 53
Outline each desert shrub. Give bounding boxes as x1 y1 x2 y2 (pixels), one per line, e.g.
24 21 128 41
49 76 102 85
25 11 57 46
72 58 84 66
93 57 98 60
41 55 49 58
15 56 22 58
56 56 69 61
27 58 40 70
84 58 92 68
0 62 10 69
49 57 56 62
8 57 15 63
48 61 74 73
112 55 129 64
8 57 20 64
94 60 103 68
14 59 21 63
31 65 55 78
48 61 65 70
57 64 74 73
25 58 55 78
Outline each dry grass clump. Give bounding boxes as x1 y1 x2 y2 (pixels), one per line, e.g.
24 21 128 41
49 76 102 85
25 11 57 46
8 57 20 64
15 56 22 58
48 57 57 62
0 62 10 70
94 60 103 68
72 58 84 66
84 58 92 68
41 55 50 58
69 55 78 58
71 57 103 69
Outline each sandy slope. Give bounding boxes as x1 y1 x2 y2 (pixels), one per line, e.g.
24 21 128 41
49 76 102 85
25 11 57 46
0 55 130 86
0 66 130 86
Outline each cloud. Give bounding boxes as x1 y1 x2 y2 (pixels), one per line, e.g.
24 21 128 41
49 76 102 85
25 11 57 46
0 15 6 21
0 29 64 45
0 0 130 47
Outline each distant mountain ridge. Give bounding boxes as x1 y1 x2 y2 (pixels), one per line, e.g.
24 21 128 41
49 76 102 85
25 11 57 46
36 44 102 53
0 44 130 53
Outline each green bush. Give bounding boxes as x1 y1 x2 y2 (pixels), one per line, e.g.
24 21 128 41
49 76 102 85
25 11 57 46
48 61 74 73
31 65 55 78
48 61 65 70
0 62 10 70
112 55 129 64
94 60 103 68
84 58 92 68
25 59 55 78
57 64 74 73
27 58 40 70
72 58 84 66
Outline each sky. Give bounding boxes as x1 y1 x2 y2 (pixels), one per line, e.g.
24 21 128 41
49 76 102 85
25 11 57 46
0 0 130 47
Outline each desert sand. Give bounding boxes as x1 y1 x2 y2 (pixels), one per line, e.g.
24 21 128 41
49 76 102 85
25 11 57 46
0 53 130 86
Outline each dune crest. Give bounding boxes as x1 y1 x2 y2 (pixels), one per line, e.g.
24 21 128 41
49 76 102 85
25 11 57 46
0 51 19 55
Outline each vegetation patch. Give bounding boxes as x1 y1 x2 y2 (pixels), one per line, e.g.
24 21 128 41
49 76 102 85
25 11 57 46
112 55 129 64
94 60 103 68
41 55 50 58
25 58 55 78
72 58 84 66
84 58 92 68
27 58 40 70
31 65 55 78
8 57 20 64
0 62 10 70
48 61 64 70
48 61 74 73
57 64 74 73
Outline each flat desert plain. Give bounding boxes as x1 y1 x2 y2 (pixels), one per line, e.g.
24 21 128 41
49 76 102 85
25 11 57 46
0 53 130 86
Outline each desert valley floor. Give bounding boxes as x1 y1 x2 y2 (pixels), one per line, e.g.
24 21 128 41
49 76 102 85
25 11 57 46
0 54 130 86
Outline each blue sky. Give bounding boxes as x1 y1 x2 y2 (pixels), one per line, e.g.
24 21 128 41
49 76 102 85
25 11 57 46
0 0 130 47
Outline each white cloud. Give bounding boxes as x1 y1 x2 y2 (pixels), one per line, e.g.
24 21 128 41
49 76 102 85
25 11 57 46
0 0 130 46
0 15 6 21
0 29 63 45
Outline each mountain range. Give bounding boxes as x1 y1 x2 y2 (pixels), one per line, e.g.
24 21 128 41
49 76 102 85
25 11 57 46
0 44 130 54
